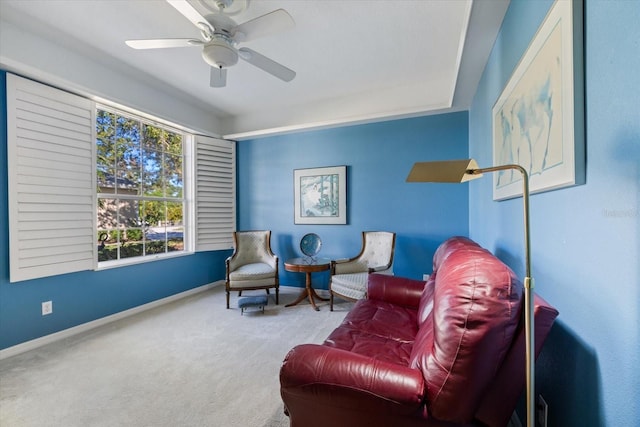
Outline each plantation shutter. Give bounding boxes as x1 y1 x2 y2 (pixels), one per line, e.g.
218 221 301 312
194 135 236 251
7 73 96 282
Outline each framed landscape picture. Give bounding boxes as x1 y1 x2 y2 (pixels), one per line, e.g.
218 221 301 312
492 0 584 200
294 166 346 224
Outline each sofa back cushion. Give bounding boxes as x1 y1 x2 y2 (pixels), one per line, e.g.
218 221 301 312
431 236 480 273
410 240 523 423
416 277 435 326
414 237 478 329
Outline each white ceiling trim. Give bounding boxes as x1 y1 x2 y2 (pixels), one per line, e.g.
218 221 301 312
0 0 510 138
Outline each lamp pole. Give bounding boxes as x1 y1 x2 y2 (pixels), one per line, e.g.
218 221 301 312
468 164 534 427
407 160 535 427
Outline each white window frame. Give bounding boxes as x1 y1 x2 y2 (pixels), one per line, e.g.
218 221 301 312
6 73 236 282
95 105 191 268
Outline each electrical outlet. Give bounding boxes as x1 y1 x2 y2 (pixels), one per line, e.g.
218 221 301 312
41 301 53 316
537 394 548 427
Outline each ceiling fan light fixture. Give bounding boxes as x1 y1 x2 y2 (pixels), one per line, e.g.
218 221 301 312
202 40 238 68
127 1 295 87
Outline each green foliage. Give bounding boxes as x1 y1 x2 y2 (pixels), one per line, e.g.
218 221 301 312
167 202 183 224
97 239 183 262
96 108 185 262
96 109 183 198
125 229 143 241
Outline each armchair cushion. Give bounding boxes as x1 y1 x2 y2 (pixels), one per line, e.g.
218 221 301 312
330 231 396 307
228 262 275 281
225 230 279 308
228 262 277 289
227 231 277 271
329 272 369 300
360 231 397 270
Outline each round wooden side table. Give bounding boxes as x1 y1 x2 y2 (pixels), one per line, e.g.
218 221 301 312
284 257 331 311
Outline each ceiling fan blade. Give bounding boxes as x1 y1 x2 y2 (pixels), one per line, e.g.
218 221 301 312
125 39 203 49
166 0 214 36
210 67 227 88
233 9 295 42
238 48 296 82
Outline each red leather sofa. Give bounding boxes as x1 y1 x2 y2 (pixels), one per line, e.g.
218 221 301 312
280 237 558 427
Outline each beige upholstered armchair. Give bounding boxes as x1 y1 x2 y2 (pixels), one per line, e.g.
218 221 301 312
329 231 396 310
225 230 279 309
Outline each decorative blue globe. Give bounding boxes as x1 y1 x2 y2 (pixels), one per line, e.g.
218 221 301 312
300 233 322 257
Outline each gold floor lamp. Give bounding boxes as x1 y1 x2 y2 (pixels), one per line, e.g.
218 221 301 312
407 159 535 427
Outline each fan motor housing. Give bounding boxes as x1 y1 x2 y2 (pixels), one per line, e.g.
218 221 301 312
202 40 238 68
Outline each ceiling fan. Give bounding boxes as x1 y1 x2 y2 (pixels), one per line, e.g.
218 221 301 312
125 0 296 88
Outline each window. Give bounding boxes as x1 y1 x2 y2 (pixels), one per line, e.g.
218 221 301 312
96 108 185 263
7 73 235 282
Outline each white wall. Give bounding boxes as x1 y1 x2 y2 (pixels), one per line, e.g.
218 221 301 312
0 18 222 136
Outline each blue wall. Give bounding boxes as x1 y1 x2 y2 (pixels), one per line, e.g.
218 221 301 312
7 1 638 421
0 71 231 350
237 113 470 288
1 73 469 350
469 0 639 425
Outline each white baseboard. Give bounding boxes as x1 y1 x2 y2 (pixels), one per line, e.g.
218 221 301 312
0 281 224 361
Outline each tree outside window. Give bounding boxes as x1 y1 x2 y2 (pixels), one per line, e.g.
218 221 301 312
97 109 185 262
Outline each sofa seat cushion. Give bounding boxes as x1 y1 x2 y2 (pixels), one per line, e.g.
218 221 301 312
324 327 415 366
342 299 419 342
323 299 418 365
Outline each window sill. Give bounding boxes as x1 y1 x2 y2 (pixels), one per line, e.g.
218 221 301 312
96 250 194 270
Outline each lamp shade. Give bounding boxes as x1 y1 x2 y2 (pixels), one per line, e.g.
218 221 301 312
406 159 483 183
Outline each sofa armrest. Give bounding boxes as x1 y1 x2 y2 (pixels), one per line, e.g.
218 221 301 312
367 273 426 309
280 344 425 412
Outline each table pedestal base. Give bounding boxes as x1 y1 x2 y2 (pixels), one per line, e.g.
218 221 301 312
285 272 329 311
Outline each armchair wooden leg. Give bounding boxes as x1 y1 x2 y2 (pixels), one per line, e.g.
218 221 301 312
330 292 334 311
276 287 279 305
226 290 230 309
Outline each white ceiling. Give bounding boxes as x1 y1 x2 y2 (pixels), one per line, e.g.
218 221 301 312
0 0 509 139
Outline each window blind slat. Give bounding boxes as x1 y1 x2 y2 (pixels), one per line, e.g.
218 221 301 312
194 136 235 251
7 73 96 282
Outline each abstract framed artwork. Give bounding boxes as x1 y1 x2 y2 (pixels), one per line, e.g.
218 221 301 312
492 0 584 200
294 166 346 225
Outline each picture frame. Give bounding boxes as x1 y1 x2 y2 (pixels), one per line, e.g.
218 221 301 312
294 166 347 225
492 0 584 200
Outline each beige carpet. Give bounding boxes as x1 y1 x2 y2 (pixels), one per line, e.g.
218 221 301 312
0 285 353 427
